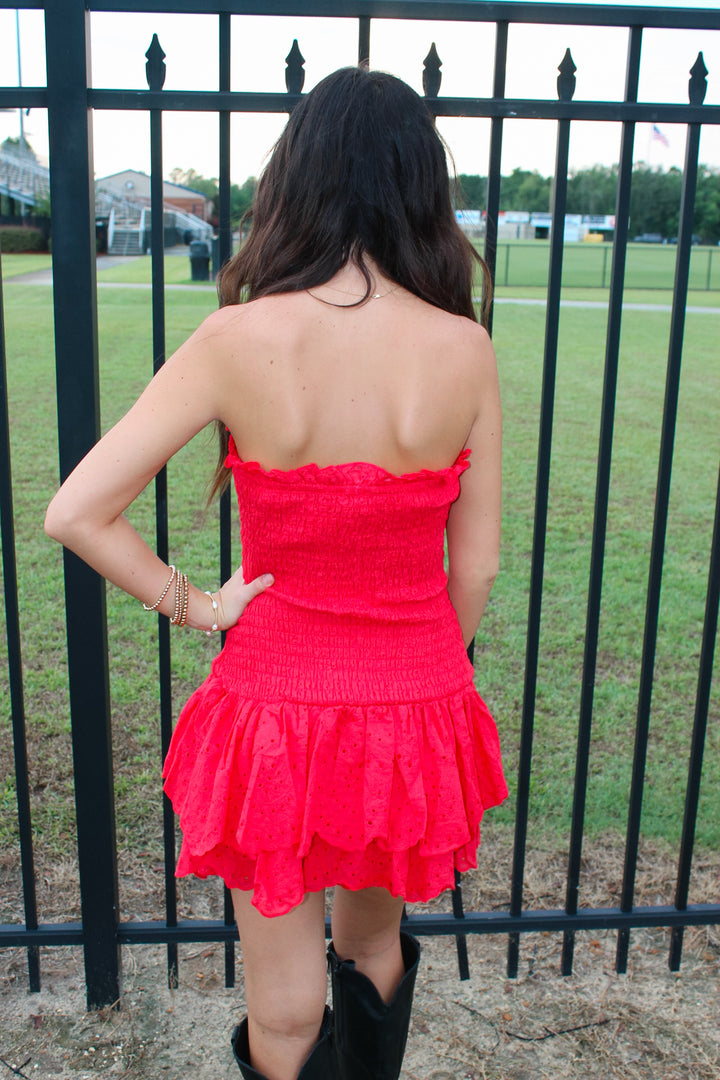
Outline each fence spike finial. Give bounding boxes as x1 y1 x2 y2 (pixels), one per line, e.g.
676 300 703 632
423 43 442 98
285 40 305 94
557 48 577 101
689 52 708 105
145 34 166 91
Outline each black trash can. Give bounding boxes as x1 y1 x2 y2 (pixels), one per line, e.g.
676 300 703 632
189 240 210 282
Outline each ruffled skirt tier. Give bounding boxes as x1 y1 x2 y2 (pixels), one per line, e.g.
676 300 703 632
163 670 508 917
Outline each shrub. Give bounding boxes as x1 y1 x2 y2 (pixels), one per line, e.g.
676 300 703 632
0 226 45 253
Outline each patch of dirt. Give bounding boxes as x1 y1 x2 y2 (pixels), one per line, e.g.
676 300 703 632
1 926 719 1080
2 832 719 1080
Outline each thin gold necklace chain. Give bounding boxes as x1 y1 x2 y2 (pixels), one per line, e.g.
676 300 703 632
306 283 397 306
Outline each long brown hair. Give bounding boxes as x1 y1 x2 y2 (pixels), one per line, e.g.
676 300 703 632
210 66 491 498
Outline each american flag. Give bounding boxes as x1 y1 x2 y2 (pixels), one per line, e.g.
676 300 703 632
652 124 670 149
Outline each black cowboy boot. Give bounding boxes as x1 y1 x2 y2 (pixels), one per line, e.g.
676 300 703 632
231 1005 334 1079
327 932 420 1080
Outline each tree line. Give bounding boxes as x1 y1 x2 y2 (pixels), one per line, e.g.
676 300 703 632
456 165 720 244
169 167 257 229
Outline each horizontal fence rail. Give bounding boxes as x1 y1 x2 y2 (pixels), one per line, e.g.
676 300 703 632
2 900 720 948
1 0 719 1010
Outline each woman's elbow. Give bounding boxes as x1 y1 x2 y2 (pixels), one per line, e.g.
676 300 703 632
44 499 70 545
485 555 500 589
44 494 85 547
449 556 499 594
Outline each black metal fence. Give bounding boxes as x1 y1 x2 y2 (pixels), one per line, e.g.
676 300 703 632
1 0 719 1010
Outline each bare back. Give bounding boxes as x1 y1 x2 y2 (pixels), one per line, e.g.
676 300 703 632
45 261 500 650
209 274 492 475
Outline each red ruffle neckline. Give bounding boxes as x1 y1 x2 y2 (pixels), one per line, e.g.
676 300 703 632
225 434 471 486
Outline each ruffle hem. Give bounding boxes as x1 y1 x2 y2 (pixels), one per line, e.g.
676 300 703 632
163 671 508 917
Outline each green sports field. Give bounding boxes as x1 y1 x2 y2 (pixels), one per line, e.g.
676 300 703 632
489 239 720 292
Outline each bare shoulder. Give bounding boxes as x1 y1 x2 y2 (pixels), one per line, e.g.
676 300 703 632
185 302 251 347
170 297 289 366
194 294 303 349
421 306 496 379
453 315 493 359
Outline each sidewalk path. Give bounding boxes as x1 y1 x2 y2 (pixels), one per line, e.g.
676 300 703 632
488 296 720 314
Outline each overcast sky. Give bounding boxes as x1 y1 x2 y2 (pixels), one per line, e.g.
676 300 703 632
0 1 718 187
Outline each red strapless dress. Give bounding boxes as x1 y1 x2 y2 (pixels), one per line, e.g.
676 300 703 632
162 437 507 917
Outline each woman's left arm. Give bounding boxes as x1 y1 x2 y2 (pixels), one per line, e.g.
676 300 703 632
45 310 273 631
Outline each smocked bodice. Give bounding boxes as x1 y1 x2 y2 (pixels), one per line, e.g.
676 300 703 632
214 438 474 705
227 440 470 614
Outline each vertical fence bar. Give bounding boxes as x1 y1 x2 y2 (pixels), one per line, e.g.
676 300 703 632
507 49 575 980
450 870 470 980
358 15 370 65
145 33 178 990
471 23 506 963
219 486 233 985
0 251 40 993
669 453 720 970
561 25 642 977
218 14 232 277
419 38 471 976
218 10 236 988
616 57 706 974
483 20 508 335
45 0 120 1009
217 13 233 637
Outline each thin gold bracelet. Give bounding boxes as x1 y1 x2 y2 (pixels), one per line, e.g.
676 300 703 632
204 591 220 637
142 565 176 611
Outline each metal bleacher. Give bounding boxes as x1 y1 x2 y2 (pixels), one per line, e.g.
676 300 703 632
0 150 212 253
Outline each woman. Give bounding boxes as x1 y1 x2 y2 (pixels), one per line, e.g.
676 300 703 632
45 67 506 1080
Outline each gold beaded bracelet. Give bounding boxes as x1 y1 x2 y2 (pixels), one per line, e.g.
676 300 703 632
143 568 220 634
171 572 189 627
142 565 176 611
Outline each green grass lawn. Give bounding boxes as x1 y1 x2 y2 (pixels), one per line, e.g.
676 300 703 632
0 254 53 278
97 254 214 287
0 281 718 899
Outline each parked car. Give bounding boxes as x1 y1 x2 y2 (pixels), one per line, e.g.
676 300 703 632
633 233 664 243
666 235 703 245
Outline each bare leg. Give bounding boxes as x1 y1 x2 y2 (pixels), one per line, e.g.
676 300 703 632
232 889 327 1080
330 886 406 1002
